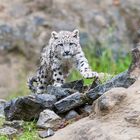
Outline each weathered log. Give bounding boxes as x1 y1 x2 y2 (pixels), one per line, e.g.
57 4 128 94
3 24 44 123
86 47 140 101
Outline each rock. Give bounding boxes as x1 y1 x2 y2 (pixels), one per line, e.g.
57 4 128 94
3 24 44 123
124 111 140 125
79 105 93 115
35 94 57 109
86 71 135 101
0 24 13 50
61 79 84 93
38 128 54 138
4 94 57 121
8 3 29 18
79 32 89 46
3 120 24 129
47 86 70 100
0 99 6 118
0 126 17 137
65 110 79 120
93 88 127 115
37 109 61 129
86 47 140 102
54 92 86 113
89 78 101 90
31 0 53 11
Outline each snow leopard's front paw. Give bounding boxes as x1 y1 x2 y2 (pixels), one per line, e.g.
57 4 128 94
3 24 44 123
82 71 98 79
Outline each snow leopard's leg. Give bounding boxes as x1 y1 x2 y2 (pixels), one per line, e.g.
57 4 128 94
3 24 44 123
36 64 48 93
52 59 65 86
74 51 98 79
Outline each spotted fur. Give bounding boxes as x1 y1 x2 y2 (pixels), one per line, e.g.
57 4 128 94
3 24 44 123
28 30 98 93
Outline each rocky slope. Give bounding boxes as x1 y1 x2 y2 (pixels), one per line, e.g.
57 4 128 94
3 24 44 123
0 47 138 139
46 79 140 140
0 0 140 98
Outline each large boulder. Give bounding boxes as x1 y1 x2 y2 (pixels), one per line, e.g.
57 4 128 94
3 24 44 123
4 94 57 121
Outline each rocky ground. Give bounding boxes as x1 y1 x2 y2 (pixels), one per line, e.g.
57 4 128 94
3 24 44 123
46 79 140 140
0 0 140 98
0 0 140 139
0 47 139 139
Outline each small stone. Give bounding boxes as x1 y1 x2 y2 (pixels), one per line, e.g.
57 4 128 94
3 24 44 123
65 110 79 120
0 126 17 137
38 128 54 138
80 105 93 115
3 120 24 129
0 99 6 118
37 109 61 129
54 92 86 113
136 90 140 94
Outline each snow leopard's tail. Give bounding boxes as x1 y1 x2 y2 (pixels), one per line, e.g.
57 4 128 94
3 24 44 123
27 76 37 93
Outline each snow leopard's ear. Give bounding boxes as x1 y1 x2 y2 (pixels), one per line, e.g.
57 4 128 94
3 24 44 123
73 29 79 38
51 31 58 39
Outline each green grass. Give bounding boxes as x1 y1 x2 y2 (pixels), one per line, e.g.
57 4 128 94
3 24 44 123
68 42 131 85
18 122 40 140
0 119 40 140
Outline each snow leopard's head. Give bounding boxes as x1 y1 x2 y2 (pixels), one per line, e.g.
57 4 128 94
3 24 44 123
50 29 81 59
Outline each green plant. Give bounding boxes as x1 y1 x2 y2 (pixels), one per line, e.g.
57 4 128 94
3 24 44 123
68 41 131 85
18 122 40 140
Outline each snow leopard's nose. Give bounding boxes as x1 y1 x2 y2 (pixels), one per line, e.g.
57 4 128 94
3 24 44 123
64 51 70 55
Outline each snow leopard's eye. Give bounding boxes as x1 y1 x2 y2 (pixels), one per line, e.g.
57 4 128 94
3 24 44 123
56 43 63 47
69 43 76 46
59 43 63 47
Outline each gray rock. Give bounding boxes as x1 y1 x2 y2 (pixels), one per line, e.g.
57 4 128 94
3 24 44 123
80 105 93 115
47 86 70 100
89 78 101 90
4 94 57 121
86 47 140 102
3 120 24 129
38 128 54 138
124 111 140 125
93 88 127 115
37 109 61 129
8 3 29 18
65 110 79 120
86 71 135 101
0 126 17 137
54 92 86 113
61 79 84 93
0 99 6 118
35 94 57 109
0 24 13 50
79 32 89 46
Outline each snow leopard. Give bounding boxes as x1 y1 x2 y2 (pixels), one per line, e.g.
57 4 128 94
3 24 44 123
28 29 98 93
